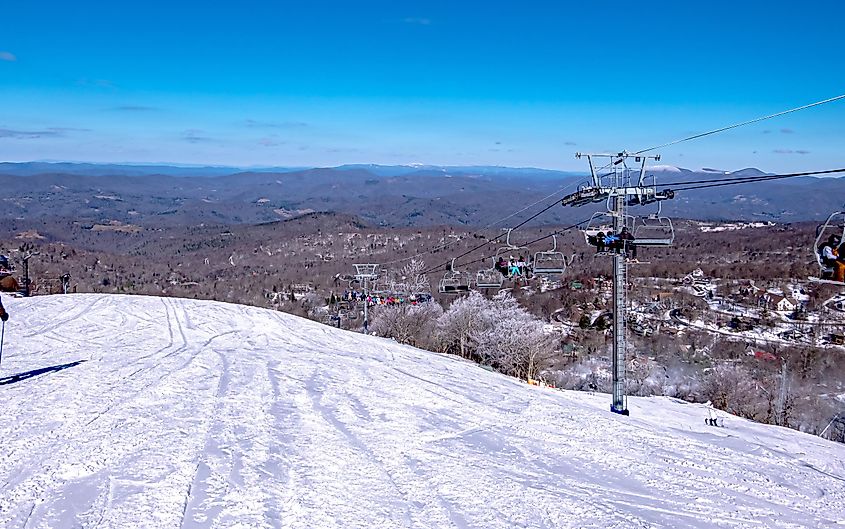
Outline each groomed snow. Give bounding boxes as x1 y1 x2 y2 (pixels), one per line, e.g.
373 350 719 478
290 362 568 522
0 294 843 528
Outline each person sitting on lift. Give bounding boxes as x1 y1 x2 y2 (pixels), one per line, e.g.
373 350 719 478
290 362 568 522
592 231 606 253
619 227 637 261
508 256 521 278
836 241 845 282
819 234 841 280
603 231 620 252
517 255 527 276
495 257 508 277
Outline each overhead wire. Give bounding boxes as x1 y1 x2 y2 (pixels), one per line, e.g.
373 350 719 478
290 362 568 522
379 179 582 267
656 168 845 188
395 94 845 279
634 94 845 155
422 167 845 276
421 198 568 275
659 168 845 192
424 217 592 274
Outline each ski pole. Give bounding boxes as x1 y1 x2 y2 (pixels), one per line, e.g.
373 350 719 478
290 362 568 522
0 320 5 369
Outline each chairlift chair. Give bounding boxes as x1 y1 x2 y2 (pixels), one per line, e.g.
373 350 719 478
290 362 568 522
582 212 615 245
369 279 390 295
810 210 845 286
390 281 410 297
631 215 675 247
532 235 573 275
582 211 623 257
476 260 505 289
498 228 533 278
439 258 472 294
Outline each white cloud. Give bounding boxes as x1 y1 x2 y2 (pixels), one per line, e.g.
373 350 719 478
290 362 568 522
0 51 16 62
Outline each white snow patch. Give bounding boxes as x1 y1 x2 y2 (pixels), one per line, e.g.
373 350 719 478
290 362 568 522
649 164 682 173
0 294 842 528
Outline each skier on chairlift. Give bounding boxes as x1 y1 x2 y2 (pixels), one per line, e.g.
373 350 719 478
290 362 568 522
836 241 845 283
603 231 620 252
818 234 840 280
619 227 638 261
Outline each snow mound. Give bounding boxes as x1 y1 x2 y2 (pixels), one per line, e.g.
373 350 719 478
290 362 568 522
0 294 843 528
648 164 682 173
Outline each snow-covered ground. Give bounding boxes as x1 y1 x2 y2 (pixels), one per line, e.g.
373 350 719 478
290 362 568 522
1 294 844 528
697 222 776 233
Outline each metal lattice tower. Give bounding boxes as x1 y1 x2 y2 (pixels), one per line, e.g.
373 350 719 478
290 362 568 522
353 264 380 333
562 152 674 415
611 191 628 414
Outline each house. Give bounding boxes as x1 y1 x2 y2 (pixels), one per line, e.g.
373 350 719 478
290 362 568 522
757 292 796 312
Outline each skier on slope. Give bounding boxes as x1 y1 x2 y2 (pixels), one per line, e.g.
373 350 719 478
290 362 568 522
0 294 7 322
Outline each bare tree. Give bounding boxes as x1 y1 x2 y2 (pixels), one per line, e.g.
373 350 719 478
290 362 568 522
370 302 443 347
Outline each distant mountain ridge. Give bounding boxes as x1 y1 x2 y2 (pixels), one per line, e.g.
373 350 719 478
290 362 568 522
0 162 308 177
0 162 840 227
0 160 776 180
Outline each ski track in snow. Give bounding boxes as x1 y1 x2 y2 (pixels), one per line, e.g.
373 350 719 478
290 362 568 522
0 294 844 528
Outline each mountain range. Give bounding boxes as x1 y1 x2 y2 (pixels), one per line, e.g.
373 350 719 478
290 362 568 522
1 162 842 229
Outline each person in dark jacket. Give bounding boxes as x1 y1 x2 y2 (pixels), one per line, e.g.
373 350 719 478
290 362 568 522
0 295 8 322
619 227 637 260
819 234 840 279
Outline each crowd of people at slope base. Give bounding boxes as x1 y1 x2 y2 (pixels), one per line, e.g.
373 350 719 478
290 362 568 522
819 234 845 282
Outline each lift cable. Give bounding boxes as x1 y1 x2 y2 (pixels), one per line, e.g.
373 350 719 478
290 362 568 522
379 180 582 268
634 94 845 155
391 93 845 276
423 217 592 275
421 198 567 275
661 168 845 192
423 166 845 275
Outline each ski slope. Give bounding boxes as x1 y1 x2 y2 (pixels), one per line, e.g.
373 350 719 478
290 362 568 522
0 294 843 529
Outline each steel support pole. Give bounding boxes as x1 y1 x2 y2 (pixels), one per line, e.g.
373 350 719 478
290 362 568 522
363 277 369 333
611 191 629 415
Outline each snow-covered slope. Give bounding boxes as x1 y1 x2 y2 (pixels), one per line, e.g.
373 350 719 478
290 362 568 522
0 294 843 528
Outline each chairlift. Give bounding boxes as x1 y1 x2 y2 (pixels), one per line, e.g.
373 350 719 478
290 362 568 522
630 201 674 247
499 228 533 278
370 281 390 295
532 235 574 275
810 210 845 286
475 230 524 288
439 258 471 294
390 281 410 297
476 262 505 289
582 211 616 246
583 211 627 257
630 215 675 246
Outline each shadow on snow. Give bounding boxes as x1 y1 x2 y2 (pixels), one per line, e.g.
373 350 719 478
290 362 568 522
0 360 87 386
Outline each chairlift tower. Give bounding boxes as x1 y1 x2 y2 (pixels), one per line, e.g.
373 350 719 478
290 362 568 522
562 152 674 415
22 250 40 298
353 263 380 333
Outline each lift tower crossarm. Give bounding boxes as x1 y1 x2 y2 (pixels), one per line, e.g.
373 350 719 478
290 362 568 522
563 152 671 208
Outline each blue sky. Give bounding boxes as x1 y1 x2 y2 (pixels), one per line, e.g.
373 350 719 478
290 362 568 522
1 1 844 171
